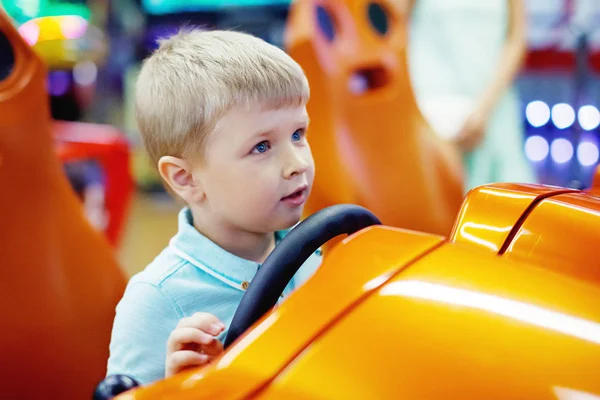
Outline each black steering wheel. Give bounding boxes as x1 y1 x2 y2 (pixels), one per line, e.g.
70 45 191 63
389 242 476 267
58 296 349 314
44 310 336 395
223 204 381 347
93 204 380 399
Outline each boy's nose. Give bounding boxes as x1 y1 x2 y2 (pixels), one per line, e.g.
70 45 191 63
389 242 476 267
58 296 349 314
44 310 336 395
283 148 309 179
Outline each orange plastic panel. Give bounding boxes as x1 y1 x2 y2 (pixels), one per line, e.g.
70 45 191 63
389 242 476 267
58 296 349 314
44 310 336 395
285 0 464 250
0 10 126 399
503 191 600 284
254 243 600 399
590 166 600 193
114 227 445 399
450 183 576 253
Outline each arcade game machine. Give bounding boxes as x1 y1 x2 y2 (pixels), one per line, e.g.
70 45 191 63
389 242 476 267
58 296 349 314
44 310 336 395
2 1 133 246
519 0 600 189
122 0 292 191
3 0 109 121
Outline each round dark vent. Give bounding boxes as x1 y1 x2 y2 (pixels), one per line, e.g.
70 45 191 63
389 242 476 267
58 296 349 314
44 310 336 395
0 29 15 81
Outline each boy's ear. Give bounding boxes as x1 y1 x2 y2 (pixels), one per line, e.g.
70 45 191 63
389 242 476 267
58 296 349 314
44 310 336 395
157 156 204 202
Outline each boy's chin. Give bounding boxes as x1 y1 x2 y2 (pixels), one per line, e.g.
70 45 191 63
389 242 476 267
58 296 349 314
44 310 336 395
274 209 304 230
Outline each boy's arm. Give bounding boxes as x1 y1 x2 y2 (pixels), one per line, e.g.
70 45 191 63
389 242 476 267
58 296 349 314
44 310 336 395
107 282 181 385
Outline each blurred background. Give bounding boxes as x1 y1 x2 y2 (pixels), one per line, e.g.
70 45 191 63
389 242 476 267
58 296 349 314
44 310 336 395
4 0 600 276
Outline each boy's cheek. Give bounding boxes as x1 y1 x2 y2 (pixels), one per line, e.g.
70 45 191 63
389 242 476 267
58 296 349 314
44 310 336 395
307 157 316 179
304 149 316 172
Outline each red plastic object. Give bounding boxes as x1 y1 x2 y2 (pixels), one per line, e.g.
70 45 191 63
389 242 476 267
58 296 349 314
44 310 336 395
523 0 575 72
53 120 134 247
523 49 575 71
588 52 600 74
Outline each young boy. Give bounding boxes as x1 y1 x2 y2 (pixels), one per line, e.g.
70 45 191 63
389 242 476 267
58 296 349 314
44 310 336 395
106 28 321 385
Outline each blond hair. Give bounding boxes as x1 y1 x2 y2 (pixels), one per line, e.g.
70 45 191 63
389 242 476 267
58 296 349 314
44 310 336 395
135 28 310 165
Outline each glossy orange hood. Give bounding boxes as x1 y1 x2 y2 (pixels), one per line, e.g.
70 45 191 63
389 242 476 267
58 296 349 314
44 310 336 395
117 224 600 399
254 242 600 399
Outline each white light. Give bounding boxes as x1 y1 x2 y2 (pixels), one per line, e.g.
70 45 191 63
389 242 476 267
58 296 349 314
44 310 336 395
381 280 600 346
551 103 576 129
17 21 40 46
73 61 98 86
551 138 574 164
526 101 550 127
525 135 549 162
59 15 88 40
578 105 600 131
577 142 599 166
554 386 600 400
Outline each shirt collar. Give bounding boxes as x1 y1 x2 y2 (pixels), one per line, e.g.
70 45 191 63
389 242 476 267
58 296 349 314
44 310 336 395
169 208 289 291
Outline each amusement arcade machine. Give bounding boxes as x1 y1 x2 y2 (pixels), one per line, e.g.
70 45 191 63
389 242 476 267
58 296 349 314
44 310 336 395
3 1 133 246
520 0 600 189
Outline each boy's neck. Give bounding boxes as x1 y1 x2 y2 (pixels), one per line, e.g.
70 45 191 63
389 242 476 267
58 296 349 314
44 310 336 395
190 208 276 264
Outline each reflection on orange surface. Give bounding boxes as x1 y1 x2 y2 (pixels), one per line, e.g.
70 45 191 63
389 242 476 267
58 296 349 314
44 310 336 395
554 387 600 400
381 280 600 345
0 10 126 399
504 191 600 284
450 183 577 253
285 0 464 252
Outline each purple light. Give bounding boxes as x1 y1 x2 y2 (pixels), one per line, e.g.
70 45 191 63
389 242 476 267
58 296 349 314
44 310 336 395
577 141 599 167
525 135 549 162
73 61 97 86
48 71 71 96
550 138 574 164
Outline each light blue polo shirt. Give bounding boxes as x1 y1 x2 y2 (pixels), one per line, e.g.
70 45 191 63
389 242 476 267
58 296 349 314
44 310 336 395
106 208 322 385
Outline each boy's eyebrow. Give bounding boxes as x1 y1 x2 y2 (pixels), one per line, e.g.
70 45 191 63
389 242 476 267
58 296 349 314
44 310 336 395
293 116 310 129
250 129 276 139
251 118 311 137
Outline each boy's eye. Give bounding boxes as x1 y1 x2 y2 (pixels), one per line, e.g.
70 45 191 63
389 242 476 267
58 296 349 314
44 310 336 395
292 129 304 141
252 141 271 154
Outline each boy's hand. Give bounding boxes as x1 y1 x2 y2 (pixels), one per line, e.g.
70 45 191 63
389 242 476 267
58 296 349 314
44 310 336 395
165 312 225 378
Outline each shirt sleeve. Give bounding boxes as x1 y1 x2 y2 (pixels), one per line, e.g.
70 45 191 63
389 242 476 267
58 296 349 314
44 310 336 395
106 281 182 385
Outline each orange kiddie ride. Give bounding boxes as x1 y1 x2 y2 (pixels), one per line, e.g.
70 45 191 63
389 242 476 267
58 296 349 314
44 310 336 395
97 185 600 399
286 0 465 247
4 4 600 400
0 9 128 400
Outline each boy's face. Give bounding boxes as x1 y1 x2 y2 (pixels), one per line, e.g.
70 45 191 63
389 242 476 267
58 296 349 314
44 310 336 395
194 104 315 233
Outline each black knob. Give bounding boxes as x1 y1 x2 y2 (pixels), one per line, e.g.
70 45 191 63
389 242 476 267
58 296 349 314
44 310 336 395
93 374 140 400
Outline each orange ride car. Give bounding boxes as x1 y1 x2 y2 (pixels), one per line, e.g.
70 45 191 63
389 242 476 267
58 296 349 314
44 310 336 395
96 182 600 399
0 8 127 400
286 0 465 249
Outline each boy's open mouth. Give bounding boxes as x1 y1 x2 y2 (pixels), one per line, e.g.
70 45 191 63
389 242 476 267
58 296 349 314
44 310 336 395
348 66 390 95
281 186 308 206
